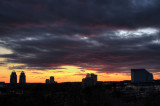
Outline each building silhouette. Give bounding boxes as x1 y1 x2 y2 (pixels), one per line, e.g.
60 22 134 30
45 79 50 84
0 82 5 88
10 71 17 84
131 69 153 83
19 71 26 84
82 73 97 87
50 76 54 83
45 76 55 84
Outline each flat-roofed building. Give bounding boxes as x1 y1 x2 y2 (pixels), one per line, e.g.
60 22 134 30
50 76 54 83
131 69 153 83
45 79 50 84
82 73 97 87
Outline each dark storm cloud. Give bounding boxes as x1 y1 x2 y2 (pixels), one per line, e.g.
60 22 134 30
0 0 160 73
1 0 160 35
1 31 160 73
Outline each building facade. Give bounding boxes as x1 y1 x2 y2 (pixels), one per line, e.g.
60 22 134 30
19 71 26 84
45 79 50 84
82 73 97 87
131 69 153 83
10 71 17 84
50 76 54 83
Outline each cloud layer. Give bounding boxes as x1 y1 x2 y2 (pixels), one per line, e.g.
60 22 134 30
0 0 160 73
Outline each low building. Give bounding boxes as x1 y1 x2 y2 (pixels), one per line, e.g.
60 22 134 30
82 73 97 87
45 79 50 84
0 82 5 88
45 76 55 84
131 69 153 83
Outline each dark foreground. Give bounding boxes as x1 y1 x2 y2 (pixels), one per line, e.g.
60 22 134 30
0 82 160 106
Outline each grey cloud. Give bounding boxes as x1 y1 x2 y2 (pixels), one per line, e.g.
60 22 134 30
0 0 160 74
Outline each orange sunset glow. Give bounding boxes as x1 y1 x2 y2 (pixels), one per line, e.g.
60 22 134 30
0 46 159 83
1 63 160 83
0 65 132 83
0 0 160 84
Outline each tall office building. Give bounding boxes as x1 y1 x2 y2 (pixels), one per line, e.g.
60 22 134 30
10 71 17 84
19 71 26 84
131 69 153 83
82 73 97 87
50 76 54 83
90 73 97 85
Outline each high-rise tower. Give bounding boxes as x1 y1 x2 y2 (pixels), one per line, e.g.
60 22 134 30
10 71 17 84
19 71 26 84
50 76 54 83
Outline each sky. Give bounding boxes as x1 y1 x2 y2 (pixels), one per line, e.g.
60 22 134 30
0 0 160 83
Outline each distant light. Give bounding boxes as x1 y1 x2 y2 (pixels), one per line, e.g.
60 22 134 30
116 87 121 88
